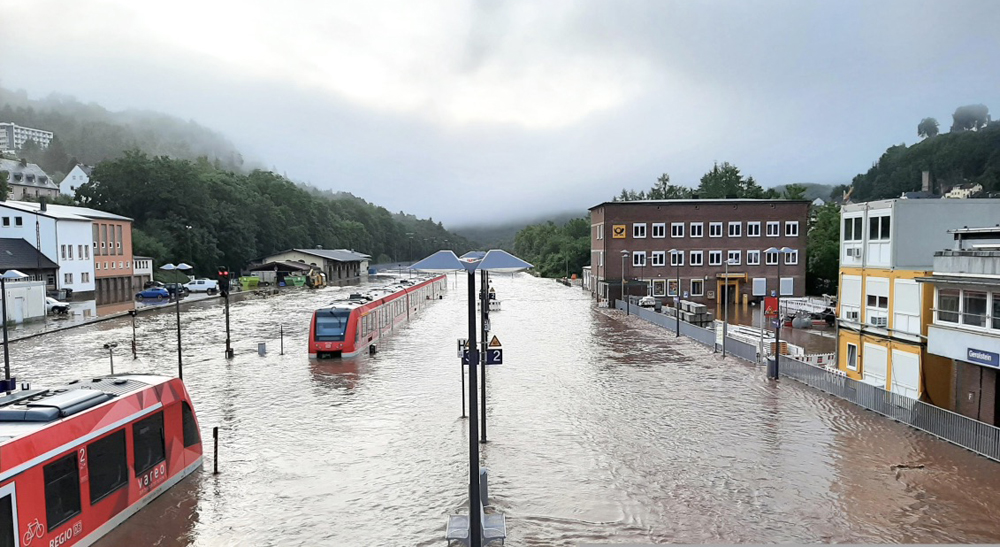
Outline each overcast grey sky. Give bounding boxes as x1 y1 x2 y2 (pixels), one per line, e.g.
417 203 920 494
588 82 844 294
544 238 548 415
3 0 999 226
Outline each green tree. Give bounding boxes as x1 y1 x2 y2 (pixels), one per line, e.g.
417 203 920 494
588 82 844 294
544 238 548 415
697 162 765 198
918 117 939 138
647 173 693 199
950 104 990 132
782 183 808 200
806 202 841 295
0 170 8 201
513 218 590 278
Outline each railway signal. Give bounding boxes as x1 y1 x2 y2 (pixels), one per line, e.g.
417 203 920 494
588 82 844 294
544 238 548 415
219 266 233 359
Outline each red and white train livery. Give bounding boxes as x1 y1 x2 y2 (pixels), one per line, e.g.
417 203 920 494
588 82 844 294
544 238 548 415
309 274 448 358
0 374 202 547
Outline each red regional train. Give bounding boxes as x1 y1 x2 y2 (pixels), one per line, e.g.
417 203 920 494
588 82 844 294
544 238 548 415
309 274 448 358
0 374 202 547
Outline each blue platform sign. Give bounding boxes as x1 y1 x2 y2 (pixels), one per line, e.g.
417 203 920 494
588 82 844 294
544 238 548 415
968 348 1000 368
461 349 477 365
462 349 503 365
486 348 503 365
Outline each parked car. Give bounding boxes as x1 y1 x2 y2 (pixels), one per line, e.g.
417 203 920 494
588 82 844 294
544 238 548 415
639 296 656 308
143 280 165 289
164 282 190 297
45 297 70 315
185 279 218 294
136 287 170 301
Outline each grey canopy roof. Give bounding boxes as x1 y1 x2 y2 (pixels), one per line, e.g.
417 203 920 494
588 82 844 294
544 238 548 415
0 238 58 270
411 249 533 273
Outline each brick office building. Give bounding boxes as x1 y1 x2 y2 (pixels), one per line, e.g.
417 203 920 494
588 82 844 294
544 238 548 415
588 199 809 307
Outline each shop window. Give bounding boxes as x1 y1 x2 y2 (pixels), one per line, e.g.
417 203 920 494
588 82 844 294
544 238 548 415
938 289 960 323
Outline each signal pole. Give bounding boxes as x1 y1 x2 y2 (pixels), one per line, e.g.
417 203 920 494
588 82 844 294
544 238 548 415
219 266 234 359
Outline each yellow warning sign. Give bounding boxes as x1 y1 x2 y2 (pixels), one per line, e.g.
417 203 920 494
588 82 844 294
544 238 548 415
612 224 627 239
488 335 502 348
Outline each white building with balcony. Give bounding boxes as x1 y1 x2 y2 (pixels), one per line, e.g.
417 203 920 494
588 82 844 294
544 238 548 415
920 226 1000 425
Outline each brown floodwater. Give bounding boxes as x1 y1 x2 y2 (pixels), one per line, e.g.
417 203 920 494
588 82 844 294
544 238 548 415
11 273 1000 545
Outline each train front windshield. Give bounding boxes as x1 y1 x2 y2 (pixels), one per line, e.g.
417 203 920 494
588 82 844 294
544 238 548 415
315 310 351 341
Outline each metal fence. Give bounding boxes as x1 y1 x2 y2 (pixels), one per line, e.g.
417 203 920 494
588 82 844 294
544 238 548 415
614 298 1000 462
724 338 759 364
779 356 1000 463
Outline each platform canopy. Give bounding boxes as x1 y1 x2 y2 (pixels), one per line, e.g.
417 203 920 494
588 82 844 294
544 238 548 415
411 249 533 273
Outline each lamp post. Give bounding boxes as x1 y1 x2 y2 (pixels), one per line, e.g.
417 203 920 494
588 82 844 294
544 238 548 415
406 233 414 277
0 269 27 393
160 262 193 380
410 250 532 547
723 258 734 358
669 250 680 337
103 342 118 374
765 247 793 379
621 250 629 315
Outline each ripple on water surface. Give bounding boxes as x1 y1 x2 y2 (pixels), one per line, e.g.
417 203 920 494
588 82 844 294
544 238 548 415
12 275 1000 545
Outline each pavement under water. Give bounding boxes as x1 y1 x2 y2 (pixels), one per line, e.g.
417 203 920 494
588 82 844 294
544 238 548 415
11 273 1000 546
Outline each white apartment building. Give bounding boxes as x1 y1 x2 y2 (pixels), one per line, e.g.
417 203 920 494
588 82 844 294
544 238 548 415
0 122 53 152
0 201 96 298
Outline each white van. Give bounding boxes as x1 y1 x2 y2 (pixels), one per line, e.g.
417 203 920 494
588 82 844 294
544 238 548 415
184 279 219 294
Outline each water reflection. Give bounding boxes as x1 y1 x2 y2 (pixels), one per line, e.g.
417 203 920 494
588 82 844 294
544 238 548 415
309 356 365 393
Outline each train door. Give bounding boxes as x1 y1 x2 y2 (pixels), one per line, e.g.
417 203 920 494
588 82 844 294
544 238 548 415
0 482 19 547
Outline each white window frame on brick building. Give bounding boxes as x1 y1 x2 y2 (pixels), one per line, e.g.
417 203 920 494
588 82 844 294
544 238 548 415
651 223 665 238
633 223 647 238
766 221 780 237
709 222 723 237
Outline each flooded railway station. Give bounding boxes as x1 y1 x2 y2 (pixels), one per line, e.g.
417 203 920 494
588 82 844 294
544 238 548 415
10 275 1000 546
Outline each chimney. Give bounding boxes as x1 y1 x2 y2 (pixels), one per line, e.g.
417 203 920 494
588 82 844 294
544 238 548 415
922 171 932 193
39 197 47 212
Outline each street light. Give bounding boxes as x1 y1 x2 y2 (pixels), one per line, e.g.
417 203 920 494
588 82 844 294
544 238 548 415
410 249 533 547
0 269 27 393
103 342 118 374
764 246 794 379
160 262 193 380
669 250 681 337
621 250 629 315
722 258 736 358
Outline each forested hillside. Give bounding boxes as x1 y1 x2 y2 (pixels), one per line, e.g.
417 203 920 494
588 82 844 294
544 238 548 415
0 86 245 183
1 87 475 272
80 151 472 276
836 106 1000 201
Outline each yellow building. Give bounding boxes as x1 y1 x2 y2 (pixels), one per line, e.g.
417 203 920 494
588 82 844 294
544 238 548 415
836 198 1000 409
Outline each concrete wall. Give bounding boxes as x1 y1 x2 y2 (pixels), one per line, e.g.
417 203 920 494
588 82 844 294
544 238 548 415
894 199 1000 270
935 251 1000 276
